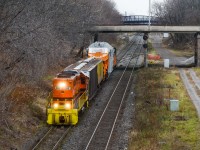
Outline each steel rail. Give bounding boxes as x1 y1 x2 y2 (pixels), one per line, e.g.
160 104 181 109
31 37 139 150
32 127 53 150
85 38 142 150
105 43 142 150
116 33 142 62
52 126 72 150
32 126 72 150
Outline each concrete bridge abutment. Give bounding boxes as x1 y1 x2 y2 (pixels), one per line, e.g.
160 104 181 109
195 33 200 67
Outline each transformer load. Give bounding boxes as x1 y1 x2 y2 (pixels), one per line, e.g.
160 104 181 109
88 42 117 78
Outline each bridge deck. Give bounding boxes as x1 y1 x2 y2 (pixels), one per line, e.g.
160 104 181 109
89 26 200 33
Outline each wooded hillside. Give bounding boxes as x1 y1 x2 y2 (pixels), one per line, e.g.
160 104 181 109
0 0 121 148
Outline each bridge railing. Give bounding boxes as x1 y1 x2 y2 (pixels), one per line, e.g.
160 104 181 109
122 15 158 25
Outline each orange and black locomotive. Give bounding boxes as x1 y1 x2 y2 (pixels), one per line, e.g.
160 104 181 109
47 42 116 125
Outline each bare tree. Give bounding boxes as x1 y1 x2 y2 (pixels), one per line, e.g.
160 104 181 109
0 1 121 147
152 0 200 47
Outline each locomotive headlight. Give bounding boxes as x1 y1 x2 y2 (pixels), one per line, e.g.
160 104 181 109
58 82 66 89
64 102 71 110
53 103 59 109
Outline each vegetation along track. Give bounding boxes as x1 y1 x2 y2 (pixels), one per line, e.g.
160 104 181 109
32 126 72 150
85 39 142 150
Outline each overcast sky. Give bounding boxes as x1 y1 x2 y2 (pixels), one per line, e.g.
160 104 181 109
113 0 164 16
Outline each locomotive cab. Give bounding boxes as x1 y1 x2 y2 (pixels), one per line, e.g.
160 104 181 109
53 78 74 98
53 70 81 98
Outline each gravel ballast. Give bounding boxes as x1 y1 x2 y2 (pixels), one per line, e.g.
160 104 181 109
61 39 143 150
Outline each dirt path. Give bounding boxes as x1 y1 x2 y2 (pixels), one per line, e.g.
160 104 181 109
150 34 189 66
180 69 200 118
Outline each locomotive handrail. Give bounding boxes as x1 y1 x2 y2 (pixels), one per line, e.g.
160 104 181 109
46 91 53 106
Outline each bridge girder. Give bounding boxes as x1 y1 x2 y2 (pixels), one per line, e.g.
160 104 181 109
89 26 200 33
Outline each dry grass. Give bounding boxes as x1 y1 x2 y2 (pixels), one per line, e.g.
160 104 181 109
148 41 157 55
169 49 194 57
129 67 200 150
0 83 48 149
193 68 200 79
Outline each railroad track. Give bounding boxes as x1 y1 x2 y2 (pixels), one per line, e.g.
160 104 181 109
31 35 142 150
84 39 142 150
32 126 72 150
117 33 142 61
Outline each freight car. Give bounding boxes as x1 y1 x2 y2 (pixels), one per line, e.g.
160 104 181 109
47 58 104 125
88 42 117 78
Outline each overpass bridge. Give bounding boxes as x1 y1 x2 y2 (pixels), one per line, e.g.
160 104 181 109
122 15 158 25
89 25 200 33
88 25 200 66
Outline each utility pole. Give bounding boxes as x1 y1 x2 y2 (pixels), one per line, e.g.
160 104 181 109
195 33 200 66
148 0 151 30
144 42 148 68
146 0 151 67
143 34 148 68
